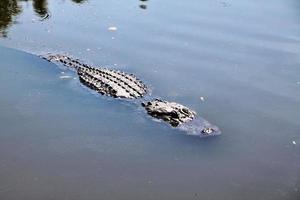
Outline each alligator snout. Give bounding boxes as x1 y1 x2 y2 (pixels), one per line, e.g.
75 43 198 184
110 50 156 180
200 126 221 137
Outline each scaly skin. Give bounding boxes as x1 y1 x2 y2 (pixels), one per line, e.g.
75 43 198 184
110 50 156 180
142 99 196 127
43 54 147 99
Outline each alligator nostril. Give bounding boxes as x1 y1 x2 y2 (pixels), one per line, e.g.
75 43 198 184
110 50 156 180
181 108 190 115
202 127 214 135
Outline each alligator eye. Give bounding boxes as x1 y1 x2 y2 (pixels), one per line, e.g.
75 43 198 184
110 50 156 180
181 108 189 115
201 127 214 135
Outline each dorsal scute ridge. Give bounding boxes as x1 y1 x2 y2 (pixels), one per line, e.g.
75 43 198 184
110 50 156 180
78 68 144 99
43 54 147 99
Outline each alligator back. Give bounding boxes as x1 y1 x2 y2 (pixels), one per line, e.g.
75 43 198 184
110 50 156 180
43 54 147 99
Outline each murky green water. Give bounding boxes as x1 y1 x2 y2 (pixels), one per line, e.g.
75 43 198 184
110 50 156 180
0 0 299 199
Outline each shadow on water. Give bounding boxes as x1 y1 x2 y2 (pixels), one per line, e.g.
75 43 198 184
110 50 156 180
0 0 87 37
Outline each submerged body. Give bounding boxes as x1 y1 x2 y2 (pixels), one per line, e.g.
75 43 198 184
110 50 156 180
43 54 221 137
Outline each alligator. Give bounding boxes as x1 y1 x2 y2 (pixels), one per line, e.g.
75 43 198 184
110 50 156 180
43 54 221 137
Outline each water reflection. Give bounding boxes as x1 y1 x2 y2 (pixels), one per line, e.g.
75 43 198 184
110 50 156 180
70 0 87 4
0 0 21 37
139 0 148 10
32 0 49 19
0 0 87 37
139 4 147 10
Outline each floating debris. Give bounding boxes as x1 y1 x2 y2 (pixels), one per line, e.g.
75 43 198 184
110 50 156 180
108 26 117 31
200 96 205 102
292 141 296 145
59 75 72 79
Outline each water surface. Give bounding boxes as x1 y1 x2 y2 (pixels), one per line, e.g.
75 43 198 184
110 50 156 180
0 0 299 199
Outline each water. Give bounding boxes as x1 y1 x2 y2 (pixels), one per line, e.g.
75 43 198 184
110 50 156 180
0 0 300 199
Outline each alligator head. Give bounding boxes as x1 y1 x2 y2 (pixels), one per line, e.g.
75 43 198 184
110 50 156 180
142 99 221 137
